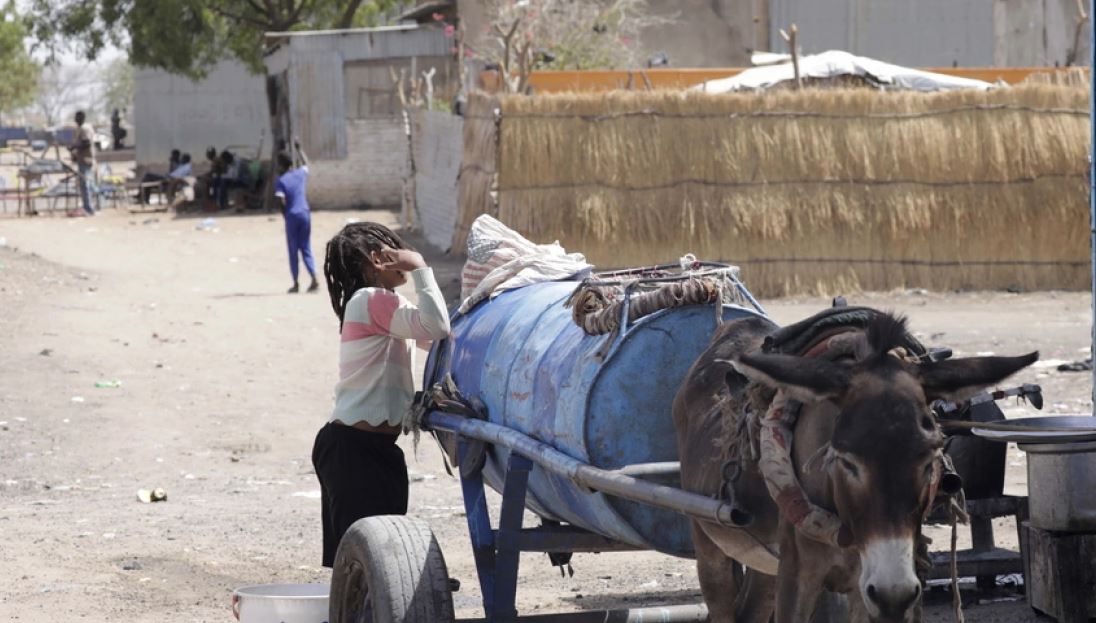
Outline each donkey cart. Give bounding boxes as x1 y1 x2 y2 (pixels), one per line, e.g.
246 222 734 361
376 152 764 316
326 263 1037 623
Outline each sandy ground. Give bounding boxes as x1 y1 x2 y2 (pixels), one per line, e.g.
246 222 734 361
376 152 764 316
0 206 1090 622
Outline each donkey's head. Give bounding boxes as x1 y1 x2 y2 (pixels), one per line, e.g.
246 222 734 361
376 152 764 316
736 314 1036 623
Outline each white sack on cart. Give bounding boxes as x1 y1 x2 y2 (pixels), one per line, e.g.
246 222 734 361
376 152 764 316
459 215 592 314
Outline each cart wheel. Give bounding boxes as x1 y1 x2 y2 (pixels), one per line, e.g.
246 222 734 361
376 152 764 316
329 516 455 623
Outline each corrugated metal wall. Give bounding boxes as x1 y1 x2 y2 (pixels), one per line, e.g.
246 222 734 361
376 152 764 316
288 51 347 159
769 0 1090 67
276 26 453 160
134 61 270 168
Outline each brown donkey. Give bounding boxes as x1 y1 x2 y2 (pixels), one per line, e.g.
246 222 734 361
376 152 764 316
672 312 1036 623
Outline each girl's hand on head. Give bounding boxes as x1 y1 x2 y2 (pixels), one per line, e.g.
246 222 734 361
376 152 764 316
371 249 426 272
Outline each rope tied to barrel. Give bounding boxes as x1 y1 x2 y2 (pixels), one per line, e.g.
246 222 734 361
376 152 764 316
565 263 745 337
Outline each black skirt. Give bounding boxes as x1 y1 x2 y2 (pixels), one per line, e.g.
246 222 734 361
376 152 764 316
311 422 409 568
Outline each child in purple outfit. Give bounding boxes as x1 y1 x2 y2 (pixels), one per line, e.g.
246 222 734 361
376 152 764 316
276 139 319 294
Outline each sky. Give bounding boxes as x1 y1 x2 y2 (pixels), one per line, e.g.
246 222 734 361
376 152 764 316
14 0 128 125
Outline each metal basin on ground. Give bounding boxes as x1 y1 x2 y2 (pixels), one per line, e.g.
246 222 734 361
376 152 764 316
974 415 1096 532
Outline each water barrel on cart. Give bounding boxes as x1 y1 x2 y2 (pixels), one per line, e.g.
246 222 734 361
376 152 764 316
426 280 768 557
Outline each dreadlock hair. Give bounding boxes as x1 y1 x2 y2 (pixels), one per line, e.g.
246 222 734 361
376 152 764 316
324 222 410 329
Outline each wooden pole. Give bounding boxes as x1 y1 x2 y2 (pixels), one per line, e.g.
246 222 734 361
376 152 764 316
780 24 801 88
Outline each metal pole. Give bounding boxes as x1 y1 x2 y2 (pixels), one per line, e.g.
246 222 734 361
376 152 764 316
1091 0 1095 413
425 411 745 527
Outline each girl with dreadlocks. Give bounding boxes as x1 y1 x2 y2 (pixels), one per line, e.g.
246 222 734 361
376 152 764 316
311 222 450 568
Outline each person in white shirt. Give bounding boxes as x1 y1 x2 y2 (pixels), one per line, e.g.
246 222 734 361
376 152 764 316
69 110 98 216
165 153 193 202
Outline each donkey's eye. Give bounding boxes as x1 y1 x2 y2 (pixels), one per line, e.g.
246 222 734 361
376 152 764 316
839 457 860 478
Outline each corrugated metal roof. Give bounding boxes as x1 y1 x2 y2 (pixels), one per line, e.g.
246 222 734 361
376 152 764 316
397 1 455 22
264 24 452 74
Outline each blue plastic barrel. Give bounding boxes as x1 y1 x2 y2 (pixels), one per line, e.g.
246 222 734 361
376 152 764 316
426 280 767 557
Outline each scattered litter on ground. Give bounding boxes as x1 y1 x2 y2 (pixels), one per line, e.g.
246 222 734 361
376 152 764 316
137 488 167 503
639 580 659 589
121 560 142 571
39 348 52 356
408 471 437 482
94 380 122 388
1057 358 1092 372
0 237 6 247
291 490 321 499
195 218 218 232
70 396 85 403
228 257 239 263
345 218 360 224
142 218 159 225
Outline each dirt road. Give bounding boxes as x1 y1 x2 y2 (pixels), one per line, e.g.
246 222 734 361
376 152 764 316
0 208 1089 622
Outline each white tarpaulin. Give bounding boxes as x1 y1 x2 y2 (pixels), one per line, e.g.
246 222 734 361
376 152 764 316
693 50 994 93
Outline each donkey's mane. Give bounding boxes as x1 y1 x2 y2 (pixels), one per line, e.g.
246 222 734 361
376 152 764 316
865 312 910 358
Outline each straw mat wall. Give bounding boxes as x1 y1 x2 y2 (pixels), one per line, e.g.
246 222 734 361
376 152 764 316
453 93 500 252
482 86 1088 297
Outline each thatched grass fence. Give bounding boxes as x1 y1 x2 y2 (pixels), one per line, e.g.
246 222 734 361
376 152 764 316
453 85 1089 297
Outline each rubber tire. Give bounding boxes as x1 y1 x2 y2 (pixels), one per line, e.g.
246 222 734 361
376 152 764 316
329 515 455 623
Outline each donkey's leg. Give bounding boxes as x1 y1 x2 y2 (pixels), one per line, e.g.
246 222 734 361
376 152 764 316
734 568 775 623
774 530 826 623
692 522 739 622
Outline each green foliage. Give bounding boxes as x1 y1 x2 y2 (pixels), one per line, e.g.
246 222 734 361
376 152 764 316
24 0 397 79
0 2 40 115
99 57 134 116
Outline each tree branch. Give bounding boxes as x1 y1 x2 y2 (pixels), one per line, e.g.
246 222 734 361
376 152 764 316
336 0 365 29
287 0 317 28
208 4 273 29
242 0 269 18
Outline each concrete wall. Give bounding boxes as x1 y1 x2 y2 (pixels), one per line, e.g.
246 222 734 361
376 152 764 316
639 0 759 67
770 0 1090 68
308 117 408 209
410 109 463 252
134 61 270 167
457 0 1089 69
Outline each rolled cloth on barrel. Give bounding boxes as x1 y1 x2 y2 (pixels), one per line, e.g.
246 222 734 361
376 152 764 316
566 277 721 336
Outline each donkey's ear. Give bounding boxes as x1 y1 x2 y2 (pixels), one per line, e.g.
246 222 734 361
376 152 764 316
917 352 1038 403
733 352 851 404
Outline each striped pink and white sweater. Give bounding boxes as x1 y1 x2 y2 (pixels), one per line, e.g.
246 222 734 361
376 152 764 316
331 268 450 427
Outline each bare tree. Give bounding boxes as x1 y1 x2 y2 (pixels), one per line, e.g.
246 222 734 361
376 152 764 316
472 0 670 93
35 64 85 126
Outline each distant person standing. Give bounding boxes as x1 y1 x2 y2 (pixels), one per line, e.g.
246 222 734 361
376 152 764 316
110 108 127 150
70 110 98 216
276 138 318 293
